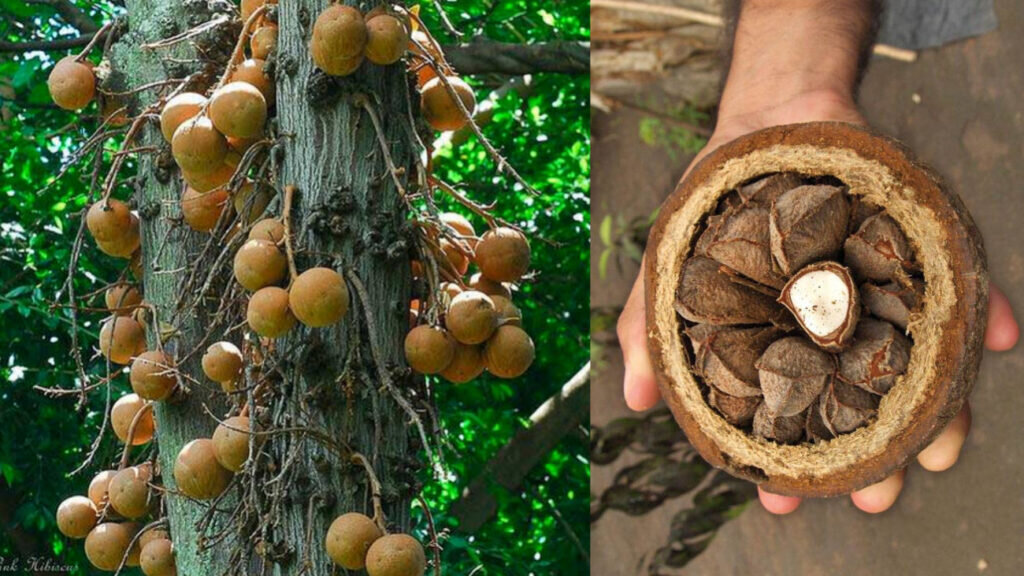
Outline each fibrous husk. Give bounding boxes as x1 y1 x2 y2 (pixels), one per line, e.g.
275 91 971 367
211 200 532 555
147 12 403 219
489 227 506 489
737 173 803 207
674 256 793 328
769 184 850 275
778 261 860 351
703 204 787 289
708 388 761 427
686 324 781 397
860 280 921 330
843 213 916 283
755 336 835 417
819 379 879 434
752 403 805 444
837 318 911 395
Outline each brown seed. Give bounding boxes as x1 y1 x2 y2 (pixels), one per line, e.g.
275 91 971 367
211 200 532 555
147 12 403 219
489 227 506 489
446 291 498 344
48 56 95 110
769 184 850 275
704 204 787 289
112 393 155 445
250 23 278 60
87 199 133 243
130 350 177 401
159 92 206 143
174 439 233 500
778 261 860 351
687 324 780 398
708 388 761 427
674 256 793 328
860 280 920 330
202 341 244 383
752 403 806 444
805 396 835 442
289 267 350 327
88 470 117 507
229 58 275 106
140 538 177 576
248 218 285 242
209 82 267 139
439 342 485 384
819 379 879 434
99 316 146 365
756 337 835 417
325 512 382 570
404 325 455 374
736 173 803 206
247 286 296 338
181 187 231 232
56 496 98 539
105 283 142 316
843 213 916 283
365 13 409 65
212 416 256 472
172 116 228 175
311 5 368 75
85 523 135 571
837 318 911 395
474 227 530 283
365 533 426 576
483 325 535 378
108 464 153 519
233 239 287 291
420 76 477 132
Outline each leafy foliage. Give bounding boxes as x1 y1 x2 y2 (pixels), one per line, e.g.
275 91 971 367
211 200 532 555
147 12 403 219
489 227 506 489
0 1 588 574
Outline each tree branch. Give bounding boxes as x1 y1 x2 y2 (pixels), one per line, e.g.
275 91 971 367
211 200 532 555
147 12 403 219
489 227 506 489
0 35 94 52
449 363 591 532
441 41 589 75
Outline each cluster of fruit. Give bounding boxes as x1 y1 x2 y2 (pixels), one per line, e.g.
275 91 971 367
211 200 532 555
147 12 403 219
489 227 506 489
326 512 425 576
406 214 536 384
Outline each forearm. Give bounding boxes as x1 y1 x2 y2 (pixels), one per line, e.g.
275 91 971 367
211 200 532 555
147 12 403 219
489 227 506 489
717 0 880 128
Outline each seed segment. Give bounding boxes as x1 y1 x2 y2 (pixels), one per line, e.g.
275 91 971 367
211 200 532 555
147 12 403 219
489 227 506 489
778 261 860 351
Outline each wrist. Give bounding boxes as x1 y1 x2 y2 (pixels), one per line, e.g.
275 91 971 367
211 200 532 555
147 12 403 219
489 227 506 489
714 88 863 142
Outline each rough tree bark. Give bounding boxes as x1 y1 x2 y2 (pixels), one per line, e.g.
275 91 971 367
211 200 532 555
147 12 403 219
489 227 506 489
116 1 417 574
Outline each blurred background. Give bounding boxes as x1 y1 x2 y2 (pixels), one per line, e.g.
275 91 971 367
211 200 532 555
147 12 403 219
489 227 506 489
590 0 1024 574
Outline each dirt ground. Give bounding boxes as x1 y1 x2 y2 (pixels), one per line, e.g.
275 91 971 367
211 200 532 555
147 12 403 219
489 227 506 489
590 0 1024 573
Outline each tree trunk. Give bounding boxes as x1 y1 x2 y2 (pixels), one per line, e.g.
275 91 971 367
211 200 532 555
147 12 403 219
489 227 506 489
116 0 417 573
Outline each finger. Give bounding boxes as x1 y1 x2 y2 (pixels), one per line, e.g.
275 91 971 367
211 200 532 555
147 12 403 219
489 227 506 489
985 284 1019 351
757 487 801 515
916 402 971 472
850 469 905 514
617 268 661 411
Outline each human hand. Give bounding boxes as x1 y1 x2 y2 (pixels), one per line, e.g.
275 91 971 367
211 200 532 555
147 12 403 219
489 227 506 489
616 89 1020 514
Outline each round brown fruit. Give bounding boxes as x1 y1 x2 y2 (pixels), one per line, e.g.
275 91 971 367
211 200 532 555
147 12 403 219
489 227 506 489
365 533 426 576
88 470 117 507
182 162 235 194
112 393 155 445
230 59 275 106
311 5 368 75
202 341 244 383
233 181 273 224
365 14 409 65
446 291 498 345
99 316 146 365
181 187 230 232
475 227 531 282
489 295 522 326
84 523 134 571
160 92 206 143
289 267 349 327
241 0 277 20
420 76 476 132
468 272 511 299
105 283 142 316
250 24 278 59
247 287 296 338
87 199 132 243
233 239 287 291
212 416 255 472
439 282 462 301
96 213 141 259
124 522 143 566
140 538 176 576
209 82 267 139
404 325 455 374
325 512 382 570
484 325 534 378
56 496 98 539
138 528 170 551
108 464 153 519
248 218 284 242
439 239 469 276
172 116 228 174
48 56 95 111
173 439 233 500
130 350 177 401
440 212 476 246
439 342 485 384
